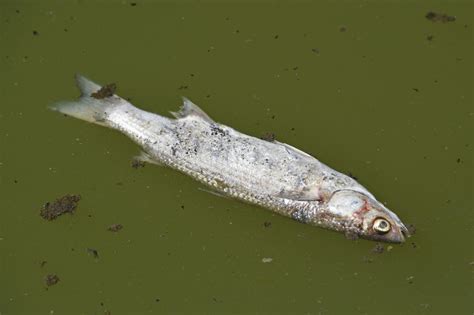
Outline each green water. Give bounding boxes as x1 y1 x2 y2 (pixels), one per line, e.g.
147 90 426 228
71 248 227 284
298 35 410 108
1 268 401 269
1 1 472 314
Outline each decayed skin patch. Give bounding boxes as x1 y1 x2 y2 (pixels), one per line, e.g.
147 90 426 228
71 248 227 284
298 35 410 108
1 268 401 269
40 194 81 221
91 83 116 99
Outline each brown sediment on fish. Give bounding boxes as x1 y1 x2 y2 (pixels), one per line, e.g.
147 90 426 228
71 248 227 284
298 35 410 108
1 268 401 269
91 83 116 99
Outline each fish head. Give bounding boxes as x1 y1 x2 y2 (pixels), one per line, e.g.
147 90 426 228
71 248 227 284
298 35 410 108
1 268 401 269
327 190 409 243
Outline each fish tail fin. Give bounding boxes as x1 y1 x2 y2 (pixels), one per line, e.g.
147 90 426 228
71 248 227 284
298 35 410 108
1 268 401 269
50 74 122 127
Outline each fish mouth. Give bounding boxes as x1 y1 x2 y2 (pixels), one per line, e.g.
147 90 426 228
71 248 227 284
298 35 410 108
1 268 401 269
384 220 409 243
381 206 410 243
399 223 410 239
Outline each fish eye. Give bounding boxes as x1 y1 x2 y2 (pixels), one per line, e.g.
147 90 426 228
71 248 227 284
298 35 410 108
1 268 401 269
373 218 391 234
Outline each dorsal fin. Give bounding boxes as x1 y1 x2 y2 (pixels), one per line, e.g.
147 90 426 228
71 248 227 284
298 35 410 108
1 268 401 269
170 97 214 123
275 141 314 159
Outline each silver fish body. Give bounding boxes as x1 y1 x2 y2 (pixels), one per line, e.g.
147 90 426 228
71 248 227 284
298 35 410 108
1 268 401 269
52 75 409 243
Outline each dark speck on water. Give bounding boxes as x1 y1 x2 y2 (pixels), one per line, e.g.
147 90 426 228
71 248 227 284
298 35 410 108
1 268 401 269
407 223 416 235
131 159 145 169
40 194 81 221
345 231 359 241
91 83 117 99
32 30 39 36
362 256 373 263
260 132 276 142
45 274 60 287
263 221 272 228
371 243 384 254
107 224 123 232
87 248 99 259
425 11 456 23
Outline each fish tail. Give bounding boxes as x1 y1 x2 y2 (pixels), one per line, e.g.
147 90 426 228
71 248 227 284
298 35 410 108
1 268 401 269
50 74 122 127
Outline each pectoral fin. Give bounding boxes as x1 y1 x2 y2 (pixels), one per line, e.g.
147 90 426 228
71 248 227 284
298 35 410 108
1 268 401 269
132 151 163 166
276 187 322 201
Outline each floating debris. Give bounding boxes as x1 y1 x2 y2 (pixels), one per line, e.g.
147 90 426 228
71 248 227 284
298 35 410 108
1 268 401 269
87 248 99 259
262 257 273 263
45 274 60 287
406 275 415 284
345 231 359 241
371 243 385 254
263 221 272 228
362 256 373 263
107 223 123 232
91 83 116 99
425 11 456 23
40 194 81 221
131 158 145 169
407 223 417 235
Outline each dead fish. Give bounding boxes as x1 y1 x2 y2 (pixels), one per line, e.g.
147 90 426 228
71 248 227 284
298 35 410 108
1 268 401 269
51 75 409 243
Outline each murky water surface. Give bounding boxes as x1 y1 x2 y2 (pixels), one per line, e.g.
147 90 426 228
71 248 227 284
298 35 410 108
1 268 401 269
1 1 472 314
